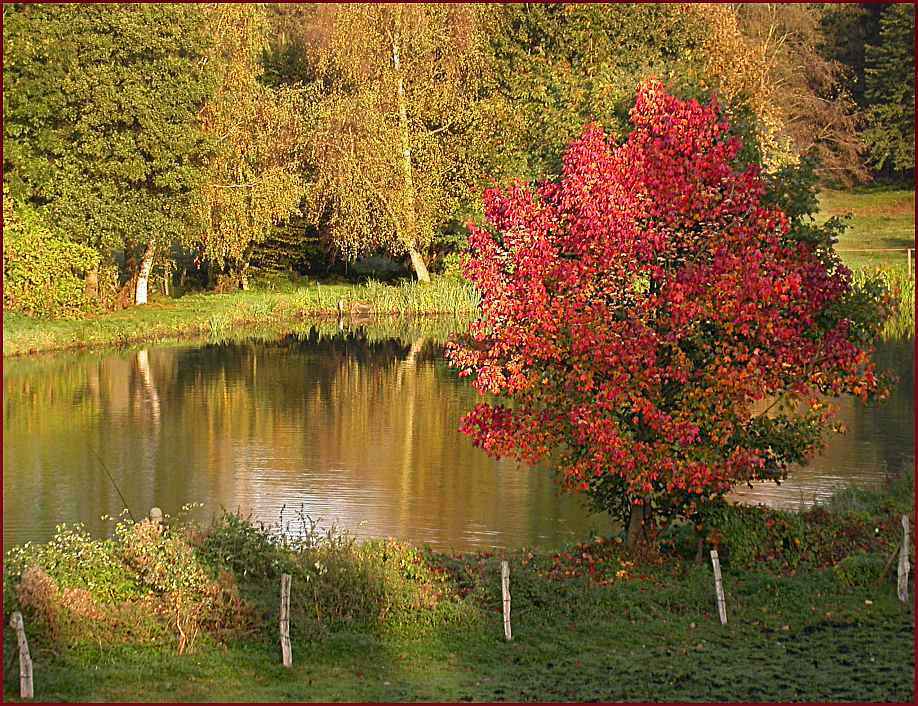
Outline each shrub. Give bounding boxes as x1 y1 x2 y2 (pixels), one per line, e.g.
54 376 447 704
2 191 99 319
832 551 886 588
4 517 251 652
196 509 464 638
704 504 809 570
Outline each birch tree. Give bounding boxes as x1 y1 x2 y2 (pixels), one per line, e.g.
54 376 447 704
193 4 308 287
301 4 488 282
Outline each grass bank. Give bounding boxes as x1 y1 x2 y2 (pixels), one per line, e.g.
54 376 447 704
2 277 478 357
3 473 913 702
819 187 915 270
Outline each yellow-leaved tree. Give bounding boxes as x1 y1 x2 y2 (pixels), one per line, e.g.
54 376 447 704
686 3 864 182
300 3 489 282
194 3 308 288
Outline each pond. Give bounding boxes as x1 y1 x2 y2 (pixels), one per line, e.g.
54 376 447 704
3 325 914 551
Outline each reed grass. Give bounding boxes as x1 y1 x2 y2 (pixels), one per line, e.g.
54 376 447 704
852 264 915 339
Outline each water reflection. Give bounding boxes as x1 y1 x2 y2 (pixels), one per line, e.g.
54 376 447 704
3 330 913 550
731 339 914 508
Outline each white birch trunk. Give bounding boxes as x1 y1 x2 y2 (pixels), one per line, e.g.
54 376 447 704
134 239 156 305
392 14 430 283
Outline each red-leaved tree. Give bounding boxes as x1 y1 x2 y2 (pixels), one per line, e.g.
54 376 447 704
448 80 890 545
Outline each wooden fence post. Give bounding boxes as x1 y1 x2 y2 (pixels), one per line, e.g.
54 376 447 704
501 560 512 641
710 550 727 625
280 573 292 667
10 611 33 699
898 515 910 603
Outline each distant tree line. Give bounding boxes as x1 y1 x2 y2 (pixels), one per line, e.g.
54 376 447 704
2 3 913 315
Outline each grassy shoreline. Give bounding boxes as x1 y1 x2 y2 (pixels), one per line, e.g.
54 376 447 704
2 278 478 357
4 262 913 358
3 475 914 702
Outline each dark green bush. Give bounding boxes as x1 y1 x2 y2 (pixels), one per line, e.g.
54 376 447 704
832 551 887 588
703 503 809 570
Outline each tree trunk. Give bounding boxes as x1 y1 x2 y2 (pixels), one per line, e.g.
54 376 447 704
239 258 249 291
134 239 156 305
408 247 430 283
392 13 430 283
84 266 99 302
625 498 652 550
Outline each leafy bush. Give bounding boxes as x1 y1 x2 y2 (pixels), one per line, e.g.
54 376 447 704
4 524 140 605
196 509 463 638
4 515 251 652
703 503 810 570
2 193 99 319
832 551 886 588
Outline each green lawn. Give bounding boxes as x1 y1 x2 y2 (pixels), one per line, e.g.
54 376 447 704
12 585 912 703
819 187 915 270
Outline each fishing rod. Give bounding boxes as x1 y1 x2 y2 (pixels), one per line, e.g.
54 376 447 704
88 446 136 523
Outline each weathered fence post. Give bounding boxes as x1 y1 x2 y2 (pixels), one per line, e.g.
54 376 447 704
710 550 727 625
280 573 292 667
501 560 512 641
898 515 910 603
10 611 34 699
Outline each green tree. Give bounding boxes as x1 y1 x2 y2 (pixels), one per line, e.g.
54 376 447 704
193 4 308 288
482 3 709 182
2 187 99 319
3 3 214 305
864 3 915 176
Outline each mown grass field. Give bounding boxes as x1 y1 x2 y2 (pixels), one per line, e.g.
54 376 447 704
3 475 914 702
820 187 915 270
11 582 912 703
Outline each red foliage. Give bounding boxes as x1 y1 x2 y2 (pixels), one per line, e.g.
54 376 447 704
448 81 886 521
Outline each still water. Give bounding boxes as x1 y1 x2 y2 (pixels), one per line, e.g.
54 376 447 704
3 327 914 551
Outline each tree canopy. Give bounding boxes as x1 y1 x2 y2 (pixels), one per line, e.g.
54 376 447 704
2 2 912 314
3 3 214 303
864 3 915 176
448 82 890 540
292 3 489 281
193 4 307 279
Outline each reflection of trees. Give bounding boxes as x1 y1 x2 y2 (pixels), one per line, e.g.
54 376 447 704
8 332 912 547
4 330 594 549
